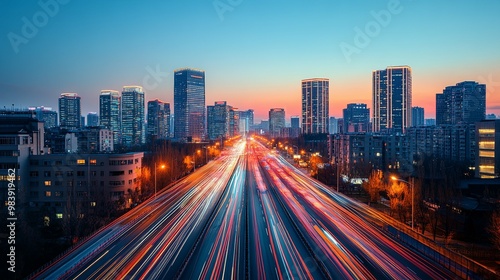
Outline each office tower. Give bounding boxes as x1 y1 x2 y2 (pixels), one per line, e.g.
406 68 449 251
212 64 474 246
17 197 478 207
229 107 239 137
436 81 486 125
269 108 285 137
372 66 412 134
147 99 171 142
329 117 339 134
411 106 424 127
476 120 500 178
343 103 370 133
174 68 206 142
58 93 81 130
302 78 329 134
239 109 254 134
99 90 121 145
121 86 145 146
291 116 300 129
207 101 229 140
87 112 99 126
29 106 58 129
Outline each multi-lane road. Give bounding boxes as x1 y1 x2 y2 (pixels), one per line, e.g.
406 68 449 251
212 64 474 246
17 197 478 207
32 139 457 279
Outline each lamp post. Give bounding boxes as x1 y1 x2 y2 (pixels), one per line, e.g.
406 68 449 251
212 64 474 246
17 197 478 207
155 162 166 199
391 176 414 230
193 149 201 172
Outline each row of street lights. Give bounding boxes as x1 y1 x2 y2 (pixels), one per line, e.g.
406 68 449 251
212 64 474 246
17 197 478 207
391 176 415 231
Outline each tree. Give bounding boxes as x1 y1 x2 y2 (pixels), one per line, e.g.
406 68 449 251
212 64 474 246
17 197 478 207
309 154 323 177
488 210 500 250
363 170 386 204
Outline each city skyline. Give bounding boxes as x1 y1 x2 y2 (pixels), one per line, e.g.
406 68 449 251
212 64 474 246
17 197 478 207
1 1 500 121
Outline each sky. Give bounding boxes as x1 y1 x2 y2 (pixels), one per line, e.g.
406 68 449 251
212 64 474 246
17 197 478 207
1 0 500 122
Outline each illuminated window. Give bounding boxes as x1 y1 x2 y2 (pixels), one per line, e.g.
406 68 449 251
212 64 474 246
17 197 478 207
90 159 97 165
45 191 51 197
479 129 495 135
56 213 63 219
77 159 86 165
90 202 96 207
479 141 495 150
479 150 495 158
44 180 51 186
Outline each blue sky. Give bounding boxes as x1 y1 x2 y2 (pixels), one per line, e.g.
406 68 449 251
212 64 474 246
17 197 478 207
1 0 499 121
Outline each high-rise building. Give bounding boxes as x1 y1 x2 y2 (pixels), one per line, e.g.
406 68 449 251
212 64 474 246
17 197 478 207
87 112 99 126
343 103 370 133
476 120 500 178
291 116 300 129
58 93 81 130
372 66 412 134
425 118 436 126
121 86 145 146
29 106 58 129
302 78 329 134
207 101 230 140
436 81 486 125
174 68 206 142
229 107 239 137
329 117 339 134
147 99 171 142
99 90 121 146
411 106 424 127
269 108 285 137
239 109 254 134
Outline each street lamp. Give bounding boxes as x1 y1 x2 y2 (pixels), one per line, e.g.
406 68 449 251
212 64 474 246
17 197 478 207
193 149 201 171
391 176 414 230
155 162 166 199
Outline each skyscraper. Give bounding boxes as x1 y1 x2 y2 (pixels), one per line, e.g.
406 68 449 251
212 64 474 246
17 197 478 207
207 101 230 140
343 103 370 133
121 86 145 146
147 99 170 142
436 81 486 125
269 108 285 137
291 116 300 129
29 106 58 129
99 90 121 145
174 68 206 142
372 66 412 134
87 112 99 126
411 106 424 127
302 78 329 134
58 93 81 130
239 109 254 134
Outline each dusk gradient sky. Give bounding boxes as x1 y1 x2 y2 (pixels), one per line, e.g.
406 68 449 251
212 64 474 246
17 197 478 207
1 0 500 122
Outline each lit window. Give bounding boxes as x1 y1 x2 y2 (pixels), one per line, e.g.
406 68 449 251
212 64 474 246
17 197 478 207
90 159 97 165
56 213 63 219
44 181 51 186
45 191 51 197
90 201 96 207
77 159 86 165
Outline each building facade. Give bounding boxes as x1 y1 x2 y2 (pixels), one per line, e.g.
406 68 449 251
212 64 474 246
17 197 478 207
343 103 370 133
302 78 329 134
121 86 145 147
29 106 58 129
412 106 424 127
59 93 81 130
269 108 286 138
87 112 99 127
147 99 171 142
372 66 412 134
436 81 486 125
174 68 206 142
99 90 121 146
207 101 230 140
476 120 500 178
28 152 143 223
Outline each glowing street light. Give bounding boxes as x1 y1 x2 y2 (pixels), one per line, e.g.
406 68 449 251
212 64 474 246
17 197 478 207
391 176 414 230
155 162 166 199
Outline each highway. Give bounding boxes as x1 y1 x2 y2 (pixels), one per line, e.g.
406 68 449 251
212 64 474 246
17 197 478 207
32 139 457 279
